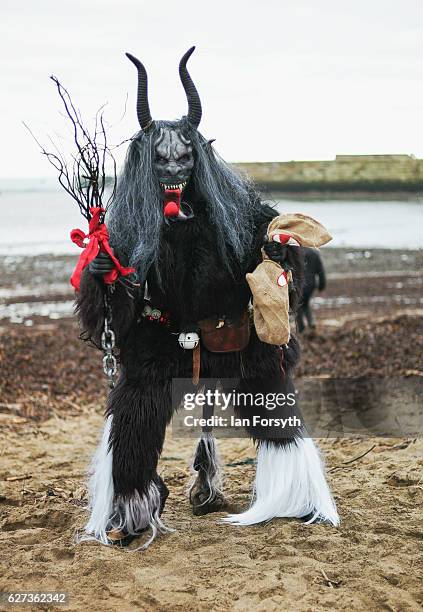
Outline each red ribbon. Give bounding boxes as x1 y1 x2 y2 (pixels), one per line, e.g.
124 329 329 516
70 207 135 291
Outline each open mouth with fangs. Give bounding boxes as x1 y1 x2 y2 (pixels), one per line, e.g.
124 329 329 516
161 182 193 220
159 180 188 191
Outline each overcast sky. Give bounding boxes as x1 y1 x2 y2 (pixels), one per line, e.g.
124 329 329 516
1 0 423 178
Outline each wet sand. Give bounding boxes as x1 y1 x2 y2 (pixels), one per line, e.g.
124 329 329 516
0 248 422 325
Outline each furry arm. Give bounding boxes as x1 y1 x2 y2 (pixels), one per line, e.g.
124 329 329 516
75 268 136 347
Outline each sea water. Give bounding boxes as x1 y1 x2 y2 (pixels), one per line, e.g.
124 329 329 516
0 178 422 253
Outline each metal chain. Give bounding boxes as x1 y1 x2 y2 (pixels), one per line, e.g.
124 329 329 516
101 289 117 389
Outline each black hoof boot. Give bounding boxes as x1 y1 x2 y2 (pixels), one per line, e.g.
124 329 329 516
190 486 226 516
300 510 326 524
155 474 170 515
106 529 140 547
191 433 224 515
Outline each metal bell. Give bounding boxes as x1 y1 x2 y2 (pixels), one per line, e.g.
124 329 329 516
178 331 200 350
142 304 152 317
150 308 161 320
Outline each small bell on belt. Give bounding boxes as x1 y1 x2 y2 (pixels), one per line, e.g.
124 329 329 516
178 331 201 385
178 331 200 350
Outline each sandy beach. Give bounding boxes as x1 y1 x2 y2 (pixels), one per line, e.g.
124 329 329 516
0 247 422 611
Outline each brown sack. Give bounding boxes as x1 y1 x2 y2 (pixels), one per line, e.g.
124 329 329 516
246 259 290 345
267 213 332 247
247 212 332 346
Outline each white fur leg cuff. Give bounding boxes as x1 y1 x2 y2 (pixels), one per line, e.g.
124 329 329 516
79 416 173 548
223 438 339 527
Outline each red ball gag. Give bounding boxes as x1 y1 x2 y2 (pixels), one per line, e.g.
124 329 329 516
163 201 180 217
163 188 182 217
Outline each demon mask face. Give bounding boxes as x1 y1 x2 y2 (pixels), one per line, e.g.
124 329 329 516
154 128 194 190
126 47 202 218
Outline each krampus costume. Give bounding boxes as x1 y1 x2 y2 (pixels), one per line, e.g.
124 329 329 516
78 47 339 547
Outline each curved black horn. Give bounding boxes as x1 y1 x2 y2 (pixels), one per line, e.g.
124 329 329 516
179 46 202 128
125 52 154 131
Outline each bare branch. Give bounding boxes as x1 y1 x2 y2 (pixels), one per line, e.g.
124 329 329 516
108 92 129 128
25 77 118 221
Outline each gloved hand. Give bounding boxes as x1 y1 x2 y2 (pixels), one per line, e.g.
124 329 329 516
88 251 115 278
263 242 289 267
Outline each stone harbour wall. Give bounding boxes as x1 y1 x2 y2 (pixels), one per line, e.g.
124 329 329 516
234 155 423 192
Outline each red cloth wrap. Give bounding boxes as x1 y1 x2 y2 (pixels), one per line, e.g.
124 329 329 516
70 207 135 291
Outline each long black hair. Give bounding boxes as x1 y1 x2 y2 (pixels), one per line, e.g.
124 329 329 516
107 118 265 282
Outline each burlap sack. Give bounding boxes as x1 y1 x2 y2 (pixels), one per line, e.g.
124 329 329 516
247 213 332 345
267 213 332 247
246 259 291 345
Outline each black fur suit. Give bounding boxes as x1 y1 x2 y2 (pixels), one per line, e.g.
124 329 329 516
76 189 304 534
45 45 339 547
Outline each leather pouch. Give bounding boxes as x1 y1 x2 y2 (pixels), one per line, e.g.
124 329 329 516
198 310 250 353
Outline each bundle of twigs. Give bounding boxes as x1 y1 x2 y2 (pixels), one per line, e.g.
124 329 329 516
25 76 117 221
